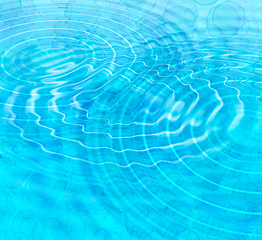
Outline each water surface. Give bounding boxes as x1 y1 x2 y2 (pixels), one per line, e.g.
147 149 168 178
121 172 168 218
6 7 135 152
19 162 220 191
1 0 262 239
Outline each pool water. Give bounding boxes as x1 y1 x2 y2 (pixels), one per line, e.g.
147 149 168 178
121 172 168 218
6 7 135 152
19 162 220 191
1 0 262 239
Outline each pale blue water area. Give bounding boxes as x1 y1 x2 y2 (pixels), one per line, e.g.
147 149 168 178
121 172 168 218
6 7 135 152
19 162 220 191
1 0 262 239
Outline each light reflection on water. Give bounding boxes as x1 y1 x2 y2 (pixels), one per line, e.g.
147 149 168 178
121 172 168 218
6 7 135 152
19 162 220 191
0 0 262 239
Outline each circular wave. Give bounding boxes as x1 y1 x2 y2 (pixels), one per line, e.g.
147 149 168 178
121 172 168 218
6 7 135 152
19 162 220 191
1 1 262 240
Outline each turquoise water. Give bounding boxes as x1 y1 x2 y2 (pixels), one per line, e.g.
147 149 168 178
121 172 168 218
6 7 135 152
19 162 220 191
1 0 262 239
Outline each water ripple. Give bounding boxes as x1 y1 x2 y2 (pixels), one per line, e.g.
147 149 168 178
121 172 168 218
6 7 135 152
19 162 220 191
1 0 262 239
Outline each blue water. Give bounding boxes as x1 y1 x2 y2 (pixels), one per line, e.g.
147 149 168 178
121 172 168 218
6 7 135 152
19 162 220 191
1 0 262 239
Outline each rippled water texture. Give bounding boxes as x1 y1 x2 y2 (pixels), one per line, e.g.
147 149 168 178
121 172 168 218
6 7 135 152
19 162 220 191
2 0 262 239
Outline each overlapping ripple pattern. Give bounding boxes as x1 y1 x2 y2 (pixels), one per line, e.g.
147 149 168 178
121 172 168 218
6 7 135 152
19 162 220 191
1 0 262 239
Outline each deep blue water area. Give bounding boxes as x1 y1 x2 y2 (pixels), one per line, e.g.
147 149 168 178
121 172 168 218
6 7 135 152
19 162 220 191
1 0 262 239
